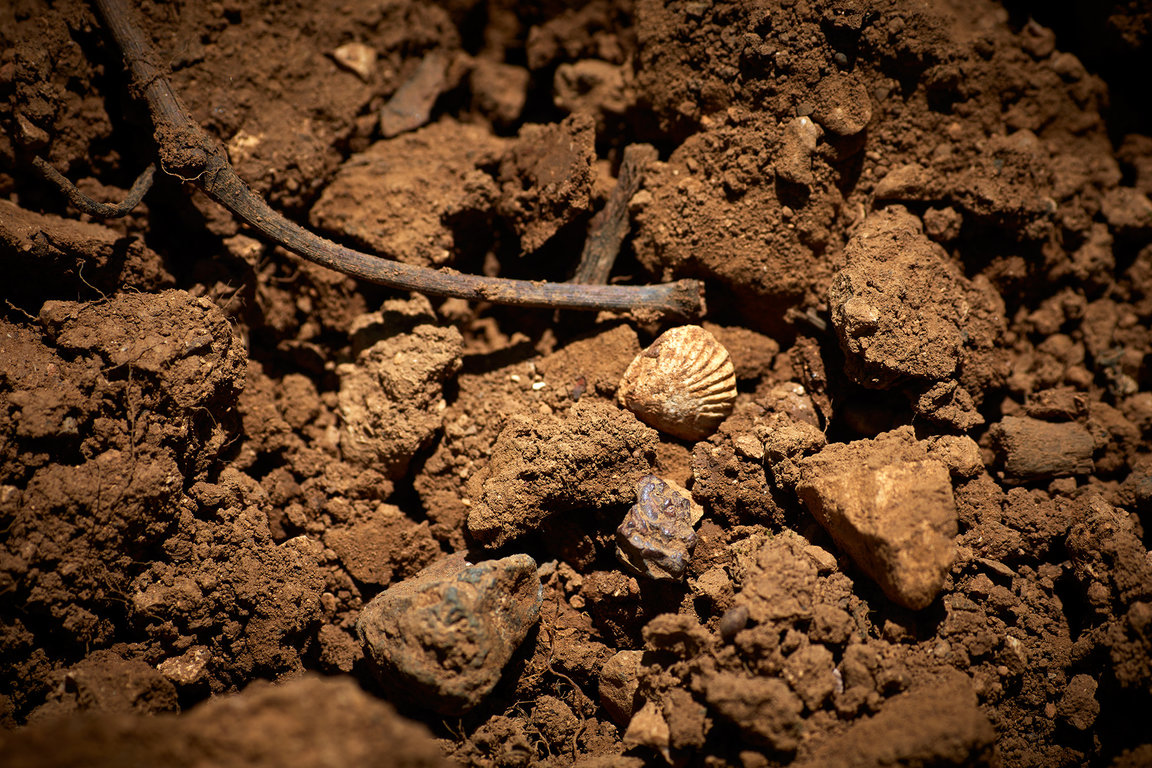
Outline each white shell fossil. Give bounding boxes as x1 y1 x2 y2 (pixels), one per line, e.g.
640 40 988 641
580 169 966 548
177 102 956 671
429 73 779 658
616 325 737 441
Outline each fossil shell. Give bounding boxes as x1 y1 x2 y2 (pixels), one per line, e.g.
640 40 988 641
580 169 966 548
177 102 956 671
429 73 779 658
616 325 737 441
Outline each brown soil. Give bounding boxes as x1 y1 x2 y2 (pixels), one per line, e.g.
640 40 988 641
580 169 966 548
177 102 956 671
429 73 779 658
2 0 1151 766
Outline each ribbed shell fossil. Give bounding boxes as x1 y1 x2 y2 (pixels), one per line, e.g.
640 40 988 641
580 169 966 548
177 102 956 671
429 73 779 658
617 325 737 441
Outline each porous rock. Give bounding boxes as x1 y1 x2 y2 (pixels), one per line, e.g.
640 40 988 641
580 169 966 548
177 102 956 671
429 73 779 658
989 415 1095 482
616 475 699 580
356 552 543 715
466 399 658 548
796 427 958 610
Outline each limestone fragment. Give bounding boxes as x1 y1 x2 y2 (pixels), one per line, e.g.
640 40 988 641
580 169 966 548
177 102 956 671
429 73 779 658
796 427 958 610
776 116 822 187
329 42 376 82
599 650 645 726
623 700 671 760
356 553 543 715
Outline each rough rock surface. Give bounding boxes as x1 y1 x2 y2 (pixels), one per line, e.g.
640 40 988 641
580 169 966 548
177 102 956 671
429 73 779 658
797 427 958 610
466 399 659 548
827 206 1006 425
356 552 543 715
615 475 699 580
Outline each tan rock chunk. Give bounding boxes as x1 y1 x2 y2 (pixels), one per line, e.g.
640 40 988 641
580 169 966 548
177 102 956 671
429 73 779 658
797 427 958 610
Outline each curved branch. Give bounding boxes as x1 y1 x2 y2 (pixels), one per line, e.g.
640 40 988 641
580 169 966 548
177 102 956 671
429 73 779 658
90 0 704 319
33 156 155 218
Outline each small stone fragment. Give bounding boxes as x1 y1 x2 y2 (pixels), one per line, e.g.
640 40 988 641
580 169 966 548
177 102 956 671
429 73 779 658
356 552 543 715
599 650 645 726
796 427 958 610
812 74 872 137
329 42 377 82
158 646 211 689
616 475 699 580
380 51 450 138
776 116 822 187
717 605 750 642
989 416 1096 482
617 325 738 442
623 700 671 760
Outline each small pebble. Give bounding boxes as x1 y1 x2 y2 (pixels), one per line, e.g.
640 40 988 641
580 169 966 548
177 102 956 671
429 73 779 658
718 605 750 642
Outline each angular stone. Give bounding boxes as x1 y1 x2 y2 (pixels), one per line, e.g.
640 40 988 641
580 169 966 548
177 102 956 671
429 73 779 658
356 553 543 715
796 427 958 610
599 650 644 726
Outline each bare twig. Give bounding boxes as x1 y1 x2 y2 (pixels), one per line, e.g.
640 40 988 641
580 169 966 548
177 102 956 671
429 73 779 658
33 156 155 217
90 0 704 318
571 143 658 285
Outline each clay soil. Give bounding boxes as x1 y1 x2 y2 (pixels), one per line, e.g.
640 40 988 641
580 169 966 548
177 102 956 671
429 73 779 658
2 0 1152 766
